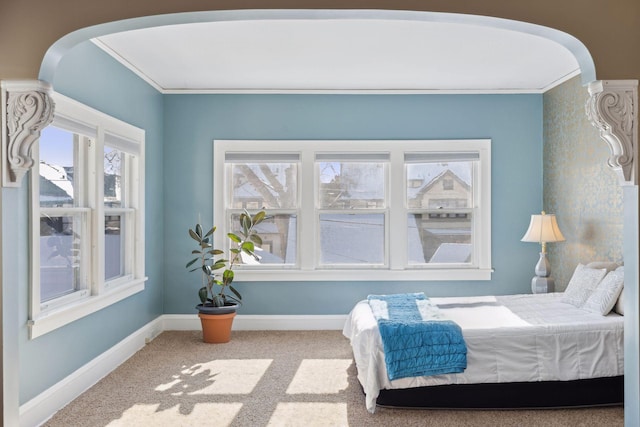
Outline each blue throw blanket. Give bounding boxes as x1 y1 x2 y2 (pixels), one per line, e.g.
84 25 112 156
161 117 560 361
367 292 467 381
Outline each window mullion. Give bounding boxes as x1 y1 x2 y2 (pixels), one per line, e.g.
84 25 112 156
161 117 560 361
389 150 406 269
130 151 144 280
213 152 227 251
93 129 103 294
30 142 42 320
77 135 91 293
300 149 314 270
476 153 491 270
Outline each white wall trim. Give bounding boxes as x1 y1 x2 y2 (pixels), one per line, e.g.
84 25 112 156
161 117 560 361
18 314 346 426
164 314 348 331
19 317 163 427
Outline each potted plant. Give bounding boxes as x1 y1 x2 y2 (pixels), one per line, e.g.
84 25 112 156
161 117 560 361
186 209 265 343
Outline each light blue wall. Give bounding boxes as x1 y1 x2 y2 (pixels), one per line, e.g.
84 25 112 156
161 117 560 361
19 41 543 404
18 42 165 404
163 93 543 314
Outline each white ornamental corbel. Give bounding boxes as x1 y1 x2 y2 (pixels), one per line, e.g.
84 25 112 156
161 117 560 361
1 80 55 187
586 80 638 185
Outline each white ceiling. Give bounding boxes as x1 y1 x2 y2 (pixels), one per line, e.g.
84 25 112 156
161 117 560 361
94 19 581 94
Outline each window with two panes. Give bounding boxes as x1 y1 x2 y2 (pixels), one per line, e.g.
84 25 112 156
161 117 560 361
38 126 90 303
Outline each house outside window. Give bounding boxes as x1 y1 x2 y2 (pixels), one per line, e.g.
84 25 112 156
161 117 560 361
213 140 491 282
29 92 146 338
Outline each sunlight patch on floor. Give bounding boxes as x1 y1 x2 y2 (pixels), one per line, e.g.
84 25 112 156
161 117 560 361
105 403 242 426
190 359 272 395
286 359 352 394
266 402 348 427
154 359 273 396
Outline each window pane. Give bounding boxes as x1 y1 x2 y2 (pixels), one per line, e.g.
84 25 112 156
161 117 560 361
230 163 297 209
105 215 124 280
39 127 75 208
318 162 385 209
40 215 81 302
104 147 123 208
408 213 472 264
407 161 472 209
230 213 297 265
320 214 384 264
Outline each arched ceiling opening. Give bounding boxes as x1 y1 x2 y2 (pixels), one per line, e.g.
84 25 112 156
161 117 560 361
39 9 596 94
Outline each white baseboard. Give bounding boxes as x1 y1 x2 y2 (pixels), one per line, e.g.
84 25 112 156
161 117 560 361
163 314 348 331
19 317 164 427
19 314 346 427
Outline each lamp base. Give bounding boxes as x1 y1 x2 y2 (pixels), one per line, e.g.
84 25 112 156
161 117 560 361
531 276 555 294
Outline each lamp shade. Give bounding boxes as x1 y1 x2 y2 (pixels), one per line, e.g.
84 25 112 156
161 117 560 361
521 212 565 243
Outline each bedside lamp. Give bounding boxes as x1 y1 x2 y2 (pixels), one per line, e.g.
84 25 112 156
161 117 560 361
521 211 565 293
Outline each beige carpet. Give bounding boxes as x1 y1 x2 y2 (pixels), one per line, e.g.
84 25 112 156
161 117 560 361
44 330 623 427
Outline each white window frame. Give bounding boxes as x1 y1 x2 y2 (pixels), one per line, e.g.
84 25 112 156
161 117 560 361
213 139 492 282
29 92 146 339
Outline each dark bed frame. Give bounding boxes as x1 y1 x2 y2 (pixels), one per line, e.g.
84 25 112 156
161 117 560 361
375 376 624 409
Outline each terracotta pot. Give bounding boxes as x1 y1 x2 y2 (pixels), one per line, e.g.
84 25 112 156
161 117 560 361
197 310 237 343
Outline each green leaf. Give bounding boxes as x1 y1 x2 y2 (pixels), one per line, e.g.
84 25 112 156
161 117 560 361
198 287 208 304
195 224 203 238
191 250 202 254
228 233 241 243
229 285 242 301
223 269 234 284
242 215 250 236
253 210 266 225
205 226 216 238
241 241 255 252
226 295 241 304
212 249 224 255
213 260 226 270
188 228 201 242
250 235 263 246
186 258 199 268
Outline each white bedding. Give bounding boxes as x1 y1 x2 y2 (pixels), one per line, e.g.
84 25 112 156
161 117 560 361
342 293 624 413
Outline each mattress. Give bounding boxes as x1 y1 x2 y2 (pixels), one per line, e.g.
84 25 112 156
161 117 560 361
342 293 624 413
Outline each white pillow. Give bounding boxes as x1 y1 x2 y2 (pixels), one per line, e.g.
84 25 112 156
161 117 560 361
614 266 625 315
561 264 608 307
614 287 625 315
582 269 625 315
585 261 620 273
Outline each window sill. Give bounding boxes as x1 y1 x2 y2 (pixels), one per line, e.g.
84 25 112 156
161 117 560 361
28 277 147 339
230 268 494 282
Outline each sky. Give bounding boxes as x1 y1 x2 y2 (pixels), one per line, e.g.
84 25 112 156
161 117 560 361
40 126 73 166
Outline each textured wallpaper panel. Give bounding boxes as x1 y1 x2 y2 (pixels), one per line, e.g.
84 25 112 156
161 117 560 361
543 76 623 290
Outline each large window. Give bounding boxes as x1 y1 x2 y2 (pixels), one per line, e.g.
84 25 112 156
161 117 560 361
30 92 145 338
214 140 491 281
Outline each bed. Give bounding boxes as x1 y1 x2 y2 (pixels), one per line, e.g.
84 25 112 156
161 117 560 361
343 292 624 413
